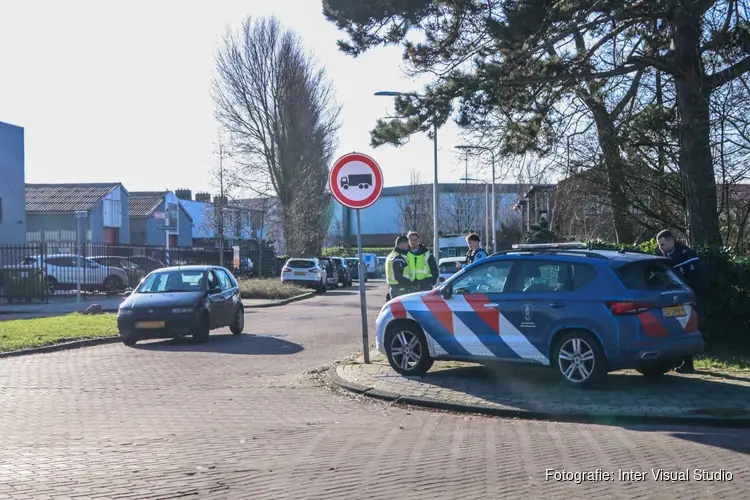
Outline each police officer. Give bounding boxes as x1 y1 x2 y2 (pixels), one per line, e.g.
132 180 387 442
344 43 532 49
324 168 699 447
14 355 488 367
406 231 439 291
385 235 412 301
656 229 702 374
457 233 488 269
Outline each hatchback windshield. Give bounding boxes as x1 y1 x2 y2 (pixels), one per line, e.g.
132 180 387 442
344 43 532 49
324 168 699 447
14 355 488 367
137 270 205 293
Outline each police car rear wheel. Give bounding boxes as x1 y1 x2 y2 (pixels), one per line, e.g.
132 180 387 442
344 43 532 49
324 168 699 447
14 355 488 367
553 330 605 388
386 327 433 376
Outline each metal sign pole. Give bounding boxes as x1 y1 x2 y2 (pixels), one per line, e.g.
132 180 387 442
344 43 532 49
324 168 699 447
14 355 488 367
76 215 81 307
165 228 170 267
355 209 370 364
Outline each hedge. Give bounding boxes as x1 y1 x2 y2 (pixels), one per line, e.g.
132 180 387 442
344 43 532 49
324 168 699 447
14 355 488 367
587 239 750 346
321 247 391 257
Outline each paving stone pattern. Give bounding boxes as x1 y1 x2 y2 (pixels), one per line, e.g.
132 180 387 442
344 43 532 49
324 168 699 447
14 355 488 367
0 282 748 498
340 354 750 420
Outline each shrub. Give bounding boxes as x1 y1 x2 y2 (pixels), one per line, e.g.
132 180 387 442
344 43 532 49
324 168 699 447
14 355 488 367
237 279 307 300
322 247 390 257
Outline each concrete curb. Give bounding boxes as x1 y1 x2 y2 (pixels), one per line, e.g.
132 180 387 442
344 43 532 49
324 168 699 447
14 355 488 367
0 336 122 359
244 292 315 308
328 362 750 429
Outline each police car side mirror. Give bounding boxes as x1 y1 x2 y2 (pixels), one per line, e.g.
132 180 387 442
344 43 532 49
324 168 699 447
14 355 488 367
440 285 452 300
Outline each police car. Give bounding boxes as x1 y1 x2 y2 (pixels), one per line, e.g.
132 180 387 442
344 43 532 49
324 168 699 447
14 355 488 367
375 243 704 388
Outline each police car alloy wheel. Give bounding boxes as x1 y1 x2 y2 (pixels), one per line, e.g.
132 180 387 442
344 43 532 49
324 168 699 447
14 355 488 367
385 326 434 376
552 330 605 388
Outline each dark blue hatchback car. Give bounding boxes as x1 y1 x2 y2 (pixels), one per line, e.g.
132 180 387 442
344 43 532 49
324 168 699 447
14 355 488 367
375 243 704 388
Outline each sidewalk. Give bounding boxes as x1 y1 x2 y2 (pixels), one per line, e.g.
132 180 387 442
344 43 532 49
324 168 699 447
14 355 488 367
331 350 750 425
0 292 315 319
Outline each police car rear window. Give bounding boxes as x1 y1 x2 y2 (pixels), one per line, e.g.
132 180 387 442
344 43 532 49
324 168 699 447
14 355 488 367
615 261 685 290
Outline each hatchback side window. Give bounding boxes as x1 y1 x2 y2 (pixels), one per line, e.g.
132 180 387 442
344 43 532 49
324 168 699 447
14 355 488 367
513 261 571 293
216 269 233 290
207 271 220 291
451 261 513 295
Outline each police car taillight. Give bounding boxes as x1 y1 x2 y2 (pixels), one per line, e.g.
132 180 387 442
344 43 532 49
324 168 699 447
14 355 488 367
607 301 654 315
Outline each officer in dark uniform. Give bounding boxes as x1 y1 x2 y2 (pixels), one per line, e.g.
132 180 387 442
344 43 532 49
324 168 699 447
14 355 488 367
457 233 488 269
655 229 702 374
385 235 412 302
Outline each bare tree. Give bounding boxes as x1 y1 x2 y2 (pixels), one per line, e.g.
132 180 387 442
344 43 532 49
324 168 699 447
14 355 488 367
213 16 340 256
395 171 434 243
439 183 477 235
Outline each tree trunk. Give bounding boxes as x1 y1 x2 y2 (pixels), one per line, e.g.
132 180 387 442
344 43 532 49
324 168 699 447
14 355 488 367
672 13 722 246
588 102 636 244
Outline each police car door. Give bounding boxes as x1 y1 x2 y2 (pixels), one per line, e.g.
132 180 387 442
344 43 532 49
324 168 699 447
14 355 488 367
497 259 572 365
445 260 519 360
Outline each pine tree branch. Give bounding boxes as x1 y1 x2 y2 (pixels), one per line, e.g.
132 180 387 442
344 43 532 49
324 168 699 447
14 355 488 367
611 69 645 121
709 56 750 90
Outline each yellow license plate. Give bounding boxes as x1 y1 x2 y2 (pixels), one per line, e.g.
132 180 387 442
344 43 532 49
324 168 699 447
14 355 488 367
136 321 165 329
662 306 686 317
294 272 305 276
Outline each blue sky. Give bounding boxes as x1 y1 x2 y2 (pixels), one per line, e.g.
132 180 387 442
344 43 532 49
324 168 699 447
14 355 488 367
0 0 488 195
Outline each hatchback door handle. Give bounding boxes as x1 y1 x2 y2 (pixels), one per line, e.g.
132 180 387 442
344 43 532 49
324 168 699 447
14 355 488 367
549 303 566 308
484 303 500 309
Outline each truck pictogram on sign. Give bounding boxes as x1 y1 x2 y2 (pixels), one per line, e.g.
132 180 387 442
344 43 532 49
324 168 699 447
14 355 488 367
340 173 373 190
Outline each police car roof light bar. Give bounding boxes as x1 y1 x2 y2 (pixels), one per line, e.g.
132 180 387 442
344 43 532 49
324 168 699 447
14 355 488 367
511 242 588 250
490 248 609 259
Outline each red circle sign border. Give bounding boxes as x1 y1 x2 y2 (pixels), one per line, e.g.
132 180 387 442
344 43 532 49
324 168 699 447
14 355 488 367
329 152 384 209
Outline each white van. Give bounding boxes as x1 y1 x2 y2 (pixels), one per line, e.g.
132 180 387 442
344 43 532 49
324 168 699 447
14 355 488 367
361 253 380 278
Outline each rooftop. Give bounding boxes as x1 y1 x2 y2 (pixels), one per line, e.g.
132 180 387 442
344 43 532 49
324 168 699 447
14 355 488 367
129 191 168 217
26 183 122 213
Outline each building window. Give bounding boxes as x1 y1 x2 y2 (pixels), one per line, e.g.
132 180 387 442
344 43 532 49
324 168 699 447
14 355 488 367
0 197 3 223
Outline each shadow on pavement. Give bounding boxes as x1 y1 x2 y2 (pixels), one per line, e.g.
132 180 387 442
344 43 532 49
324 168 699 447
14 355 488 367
134 333 303 355
395 361 750 447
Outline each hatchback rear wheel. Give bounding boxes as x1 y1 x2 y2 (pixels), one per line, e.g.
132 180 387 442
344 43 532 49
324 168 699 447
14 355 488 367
553 330 606 388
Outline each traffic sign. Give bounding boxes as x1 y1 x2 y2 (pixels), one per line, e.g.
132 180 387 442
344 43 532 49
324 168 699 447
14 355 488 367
329 152 383 209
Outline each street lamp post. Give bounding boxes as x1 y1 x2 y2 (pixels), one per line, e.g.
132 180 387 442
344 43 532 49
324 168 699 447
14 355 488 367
456 144 497 253
375 90 440 260
460 177 489 250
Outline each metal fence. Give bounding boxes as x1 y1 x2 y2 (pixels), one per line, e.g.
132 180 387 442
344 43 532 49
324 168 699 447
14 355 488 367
0 241 279 304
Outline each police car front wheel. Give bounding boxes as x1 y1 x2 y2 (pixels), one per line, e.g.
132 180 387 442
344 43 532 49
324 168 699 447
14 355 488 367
385 326 434 376
552 330 606 388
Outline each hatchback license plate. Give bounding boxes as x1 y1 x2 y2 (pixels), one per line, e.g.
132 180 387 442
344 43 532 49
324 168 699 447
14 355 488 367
294 272 305 276
662 305 686 317
136 321 165 329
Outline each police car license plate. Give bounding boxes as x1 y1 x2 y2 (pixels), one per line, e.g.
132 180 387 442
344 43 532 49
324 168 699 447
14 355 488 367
662 306 686 318
136 321 165 329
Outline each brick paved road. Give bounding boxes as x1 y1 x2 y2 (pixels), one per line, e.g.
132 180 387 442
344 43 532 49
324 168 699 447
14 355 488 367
0 281 748 499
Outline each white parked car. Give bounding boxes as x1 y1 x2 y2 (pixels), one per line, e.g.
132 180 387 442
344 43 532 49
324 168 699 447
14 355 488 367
281 258 328 293
13 254 129 294
438 256 465 283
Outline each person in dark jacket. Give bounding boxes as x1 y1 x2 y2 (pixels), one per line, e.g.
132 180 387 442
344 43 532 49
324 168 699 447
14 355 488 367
406 231 439 291
457 233 488 269
656 229 702 374
385 235 412 302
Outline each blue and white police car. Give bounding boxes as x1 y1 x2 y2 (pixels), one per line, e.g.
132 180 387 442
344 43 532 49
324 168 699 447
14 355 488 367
375 243 704 388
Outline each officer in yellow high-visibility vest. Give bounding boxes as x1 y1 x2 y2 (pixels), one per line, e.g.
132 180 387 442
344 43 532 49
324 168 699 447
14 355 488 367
385 235 412 301
406 231 439 292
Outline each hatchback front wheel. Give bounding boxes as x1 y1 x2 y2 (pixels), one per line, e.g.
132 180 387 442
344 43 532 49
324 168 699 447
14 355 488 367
552 330 606 388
